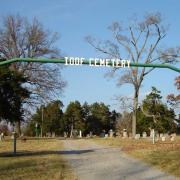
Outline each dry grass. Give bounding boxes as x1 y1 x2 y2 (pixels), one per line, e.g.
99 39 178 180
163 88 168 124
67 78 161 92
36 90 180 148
92 136 180 177
0 138 77 180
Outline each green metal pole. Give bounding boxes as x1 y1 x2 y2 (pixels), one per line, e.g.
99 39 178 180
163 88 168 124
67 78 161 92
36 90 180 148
0 58 179 73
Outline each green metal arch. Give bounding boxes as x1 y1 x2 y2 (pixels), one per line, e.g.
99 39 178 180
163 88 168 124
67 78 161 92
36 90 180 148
0 58 179 73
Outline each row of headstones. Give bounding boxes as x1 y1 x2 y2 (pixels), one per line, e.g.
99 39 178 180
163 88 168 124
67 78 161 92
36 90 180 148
64 130 83 138
132 131 176 142
63 129 176 141
87 130 176 140
46 132 56 138
85 130 114 138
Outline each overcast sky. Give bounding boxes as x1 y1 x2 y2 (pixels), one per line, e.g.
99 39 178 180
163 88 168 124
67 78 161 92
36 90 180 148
0 0 179 111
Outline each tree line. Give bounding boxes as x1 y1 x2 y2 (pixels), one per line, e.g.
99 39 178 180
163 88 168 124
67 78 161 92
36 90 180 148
24 86 179 137
25 101 118 137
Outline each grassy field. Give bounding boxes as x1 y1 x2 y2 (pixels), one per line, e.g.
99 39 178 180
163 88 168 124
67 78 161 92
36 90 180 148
0 138 77 180
92 136 180 177
1 137 180 179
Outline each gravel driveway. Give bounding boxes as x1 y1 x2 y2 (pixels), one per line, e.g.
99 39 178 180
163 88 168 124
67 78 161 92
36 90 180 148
62 139 176 180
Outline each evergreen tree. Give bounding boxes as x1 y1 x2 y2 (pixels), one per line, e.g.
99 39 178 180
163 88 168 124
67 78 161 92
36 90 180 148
25 100 64 136
137 87 177 134
63 101 85 137
0 66 30 129
87 102 111 135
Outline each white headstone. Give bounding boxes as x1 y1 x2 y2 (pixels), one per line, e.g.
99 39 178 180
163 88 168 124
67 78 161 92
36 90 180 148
142 132 147 138
64 132 67 138
105 134 108 138
123 129 127 138
171 133 176 137
52 132 55 138
135 134 140 140
122 132 127 138
170 136 175 142
79 130 82 138
109 129 114 138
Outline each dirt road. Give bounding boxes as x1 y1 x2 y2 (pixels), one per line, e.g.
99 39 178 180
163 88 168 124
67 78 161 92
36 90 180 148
62 139 176 180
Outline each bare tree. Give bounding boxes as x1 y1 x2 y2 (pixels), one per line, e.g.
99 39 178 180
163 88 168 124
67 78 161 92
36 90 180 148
114 95 133 112
86 12 180 137
114 96 133 136
167 76 180 110
115 111 132 136
0 15 66 134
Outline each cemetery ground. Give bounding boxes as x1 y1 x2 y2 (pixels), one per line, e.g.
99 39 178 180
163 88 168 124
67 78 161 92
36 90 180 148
92 137 180 177
0 138 75 180
0 137 180 179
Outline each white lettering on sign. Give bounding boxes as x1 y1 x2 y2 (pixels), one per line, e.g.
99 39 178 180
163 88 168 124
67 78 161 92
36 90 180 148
64 57 131 68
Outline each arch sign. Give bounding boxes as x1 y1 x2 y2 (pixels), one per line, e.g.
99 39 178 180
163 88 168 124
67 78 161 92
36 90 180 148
0 57 179 73
64 57 131 68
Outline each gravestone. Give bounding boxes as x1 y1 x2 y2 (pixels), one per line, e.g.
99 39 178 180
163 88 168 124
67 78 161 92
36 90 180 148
64 132 67 138
170 133 176 142
170 136 175 142
1 133 4 141
135 134 140 140
100 131 105 138
46 132 51 137
116 132 122 137
79 130 82 138
155 133 160 141
142 132 147 138
89 131 93 138
109 129 114 138
123 129 127 138
170 133 176 137
161 136 166 142
52 132 55 138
